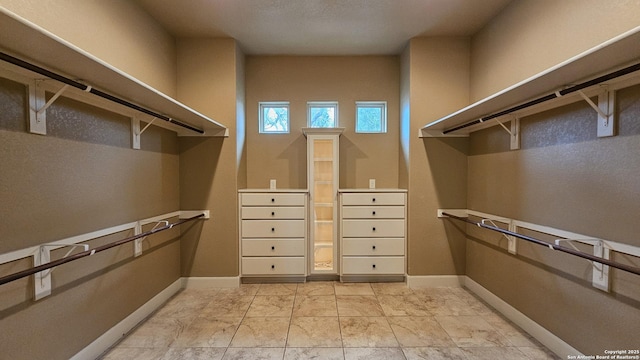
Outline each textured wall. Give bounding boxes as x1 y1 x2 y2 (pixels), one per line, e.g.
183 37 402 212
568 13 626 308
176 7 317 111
466 85 640 355
0 78 181 359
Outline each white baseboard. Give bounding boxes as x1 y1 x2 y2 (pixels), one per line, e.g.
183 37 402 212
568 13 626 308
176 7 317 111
464 277 581 358
181 276 240 289
71 278 182 360
406 275 465 288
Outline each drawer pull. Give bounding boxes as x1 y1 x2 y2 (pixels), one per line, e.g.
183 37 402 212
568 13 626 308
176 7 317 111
271 211 275 216
271 246 275 250
372 198 376 202
372 264 376 269
271 227 275 232
372 227 376 231
271 198 275 202
372 245 376 250
271 265 275 269
372 211 376 215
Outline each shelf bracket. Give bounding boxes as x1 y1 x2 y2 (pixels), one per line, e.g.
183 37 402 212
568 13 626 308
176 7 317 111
493 117 520 150
133 220 168 257
28 79 47 135
577 89 616 137
35 243 89 300
555 238 610 292
132 117 157 150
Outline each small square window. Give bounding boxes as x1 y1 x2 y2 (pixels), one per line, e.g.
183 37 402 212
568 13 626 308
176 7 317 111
356 101 387 133
259 102 289 133
307 102 338 128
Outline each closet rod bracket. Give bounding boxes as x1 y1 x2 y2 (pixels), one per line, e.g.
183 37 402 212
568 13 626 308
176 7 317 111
35 243 90 300
555 238 610 291
576 89 616 138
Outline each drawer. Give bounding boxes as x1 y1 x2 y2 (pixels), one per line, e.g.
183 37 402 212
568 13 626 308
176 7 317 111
341 192 405 206
242 239 305 256
241 193 306 206
242 220 305 238
242 257 305 275
242 206 305 220
342 256 405 275
342 238 405 256
341 206 404 219
342 220 405 238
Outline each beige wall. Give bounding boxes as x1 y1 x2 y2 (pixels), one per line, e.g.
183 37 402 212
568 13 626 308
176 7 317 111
177 38 241 277
245 56 400 189
0 78 182 359
470 0 640 101
406 38 470 275
466 85 640 355
0 0 177 96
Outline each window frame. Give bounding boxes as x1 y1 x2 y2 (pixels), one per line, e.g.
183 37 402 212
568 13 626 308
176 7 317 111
307 101 339 128
355 101 387 133
259 101 290 134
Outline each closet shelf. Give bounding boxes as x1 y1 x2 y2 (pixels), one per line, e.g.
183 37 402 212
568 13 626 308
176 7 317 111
421 26 640 137
0 7 227 137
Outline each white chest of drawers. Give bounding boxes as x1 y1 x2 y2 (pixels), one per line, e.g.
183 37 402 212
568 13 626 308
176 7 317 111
339 189 407 280
239 190 307 279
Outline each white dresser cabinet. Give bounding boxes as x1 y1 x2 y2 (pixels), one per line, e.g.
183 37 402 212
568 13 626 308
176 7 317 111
239 190 307 280
339 190 407 281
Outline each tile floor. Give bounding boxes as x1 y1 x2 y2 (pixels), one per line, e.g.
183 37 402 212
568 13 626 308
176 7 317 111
99 282 560 360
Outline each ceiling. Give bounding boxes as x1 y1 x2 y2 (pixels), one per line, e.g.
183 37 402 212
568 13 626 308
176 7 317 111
135 0 513 55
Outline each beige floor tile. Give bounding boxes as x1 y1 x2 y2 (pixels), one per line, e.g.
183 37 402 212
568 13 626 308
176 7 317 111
377 295 430 316
217 284 260 296
336 295 385 316
339 316 399 348
152 290 216 321
343 347 406 360
256 283 298 295
284 347 345 360
483 314 539 347
293 295 338 316
229 317 289 347
435 315 511 348
459 346 531 360
517 346 561 359
222 347 285 360
119 317 189 348
287 317 343 347
387 316 455 347
161 347 226 360
402 347 467 360
246 295 295 317
201 295 254 317
335 282 375 296
171 316 242 348
100 347 168 360
371 282 414 296
297 281 336 296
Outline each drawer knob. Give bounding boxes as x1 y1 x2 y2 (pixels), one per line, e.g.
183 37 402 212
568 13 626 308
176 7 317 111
271 198 275 202
372 264 376 269
372 198 376 202
271 227 275 232
372 227 376 231
271 211 275 216
271 246 275 250
372 211 376 215
372 245 376 250
271 265 275 269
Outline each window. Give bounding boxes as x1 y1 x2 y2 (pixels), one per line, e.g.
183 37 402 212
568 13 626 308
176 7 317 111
307 102 338 128
356 101 387 133
259 102 289 133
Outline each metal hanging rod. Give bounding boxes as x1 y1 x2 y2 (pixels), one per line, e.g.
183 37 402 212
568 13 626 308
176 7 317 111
443 62 640 134
0 213 205 287
0 51 205 134
442 212 640 276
